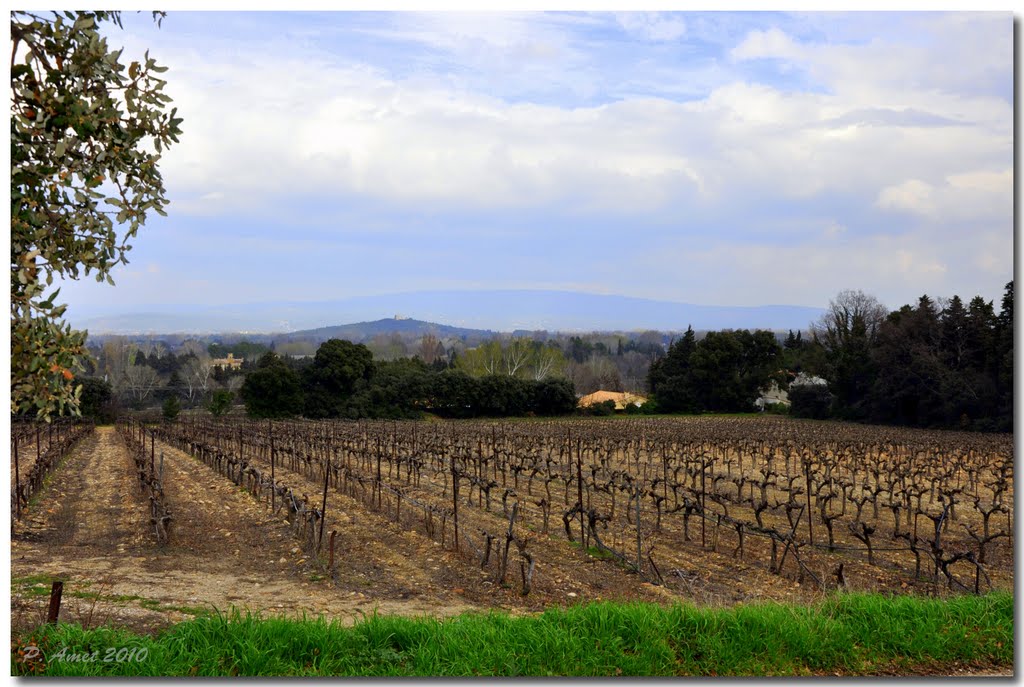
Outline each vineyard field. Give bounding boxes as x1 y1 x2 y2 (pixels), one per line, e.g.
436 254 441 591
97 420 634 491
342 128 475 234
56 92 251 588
11 415 1014 636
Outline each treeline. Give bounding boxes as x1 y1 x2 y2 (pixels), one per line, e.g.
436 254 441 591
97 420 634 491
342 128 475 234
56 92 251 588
646 328 784 414
62 284 1014 433
802 284 1013 432
643 284 1014 432
239 340 577 420
71 338 264 416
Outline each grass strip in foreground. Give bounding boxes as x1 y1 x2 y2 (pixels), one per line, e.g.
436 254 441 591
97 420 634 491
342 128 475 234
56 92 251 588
12 591 1013 676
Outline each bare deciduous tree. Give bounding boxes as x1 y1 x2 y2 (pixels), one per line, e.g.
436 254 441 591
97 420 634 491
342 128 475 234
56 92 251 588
182 355 213 406
812 289 888 353
122 365 161 404
457 340 503 376
503 338 533 377
530 342 566 381
417 333 445 364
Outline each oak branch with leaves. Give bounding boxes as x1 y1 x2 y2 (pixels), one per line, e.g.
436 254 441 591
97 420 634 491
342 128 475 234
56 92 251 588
11 11 182 418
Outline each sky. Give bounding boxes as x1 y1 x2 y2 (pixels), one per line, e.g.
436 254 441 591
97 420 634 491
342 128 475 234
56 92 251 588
51 9 1014 319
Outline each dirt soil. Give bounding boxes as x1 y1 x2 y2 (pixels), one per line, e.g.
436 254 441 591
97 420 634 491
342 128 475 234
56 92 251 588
12 427 487 635
13 426 683 637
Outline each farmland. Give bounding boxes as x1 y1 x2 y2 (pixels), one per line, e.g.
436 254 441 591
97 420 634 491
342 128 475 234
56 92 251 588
12 415 1012 636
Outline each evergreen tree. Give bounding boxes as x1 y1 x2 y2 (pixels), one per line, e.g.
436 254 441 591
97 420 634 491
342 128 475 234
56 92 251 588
240 352 303 418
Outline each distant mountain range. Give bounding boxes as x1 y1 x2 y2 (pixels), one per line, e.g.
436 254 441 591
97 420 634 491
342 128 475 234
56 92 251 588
72 289 825 335
281 318 498 343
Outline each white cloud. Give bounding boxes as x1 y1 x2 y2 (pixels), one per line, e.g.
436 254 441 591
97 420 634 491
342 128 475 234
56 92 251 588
135 11 1008 231
876 179 935 216
876 168 1011 222
635 226 1007 310
84 11 1011 313
157 47 1007 224
729 27 802 62
615 12 687 42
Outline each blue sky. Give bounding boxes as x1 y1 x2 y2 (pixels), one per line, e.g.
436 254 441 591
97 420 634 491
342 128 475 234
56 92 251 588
54 10 1013 321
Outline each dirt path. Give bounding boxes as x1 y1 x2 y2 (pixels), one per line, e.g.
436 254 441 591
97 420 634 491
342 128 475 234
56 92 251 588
12 428 149 555
11 427 483 635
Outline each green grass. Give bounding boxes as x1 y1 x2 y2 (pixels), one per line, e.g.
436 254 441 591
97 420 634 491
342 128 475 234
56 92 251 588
11 592 1012 677
12 577 207 617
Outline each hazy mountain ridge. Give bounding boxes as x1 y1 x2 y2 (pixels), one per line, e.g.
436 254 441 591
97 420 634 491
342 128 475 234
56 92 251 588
280 318 498 343
73 289 825 335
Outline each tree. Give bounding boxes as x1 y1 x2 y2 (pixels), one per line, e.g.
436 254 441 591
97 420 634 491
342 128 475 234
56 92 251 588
455 340 503 377
181 354 213 406
78 376 114 422
647 326 696 395
122 364 161 406
995 281 1013 429
240 352 303 419
647 326 697 412
476 375 530 416
615 351 651 393
532 378 577 415
502 338 533 377
866 294 980 428
162 395 180 421
303 339 373 418
566 336 594 364
207 390 234 417
789 382 833 419
966 296 997 372
529 341 567 381
812 289 888 418
941 295 971 371
345 358 430 419
99 336 135 396
734 329 785 397
687 331 748 411
428 370 479 418
11 11 182 418
651 329 782 413
416 333 446 365
567 357 622 395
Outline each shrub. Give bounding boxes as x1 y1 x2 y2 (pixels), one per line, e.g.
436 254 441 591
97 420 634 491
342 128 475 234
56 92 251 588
532 378 577 416
763 401 790 415
638 399 660 415
162 396 181 421
789 383 833 419
581 399 617 416
208 390 234 417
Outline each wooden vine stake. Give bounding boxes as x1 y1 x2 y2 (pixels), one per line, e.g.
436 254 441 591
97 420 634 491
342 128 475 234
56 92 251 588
46 581 64 625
